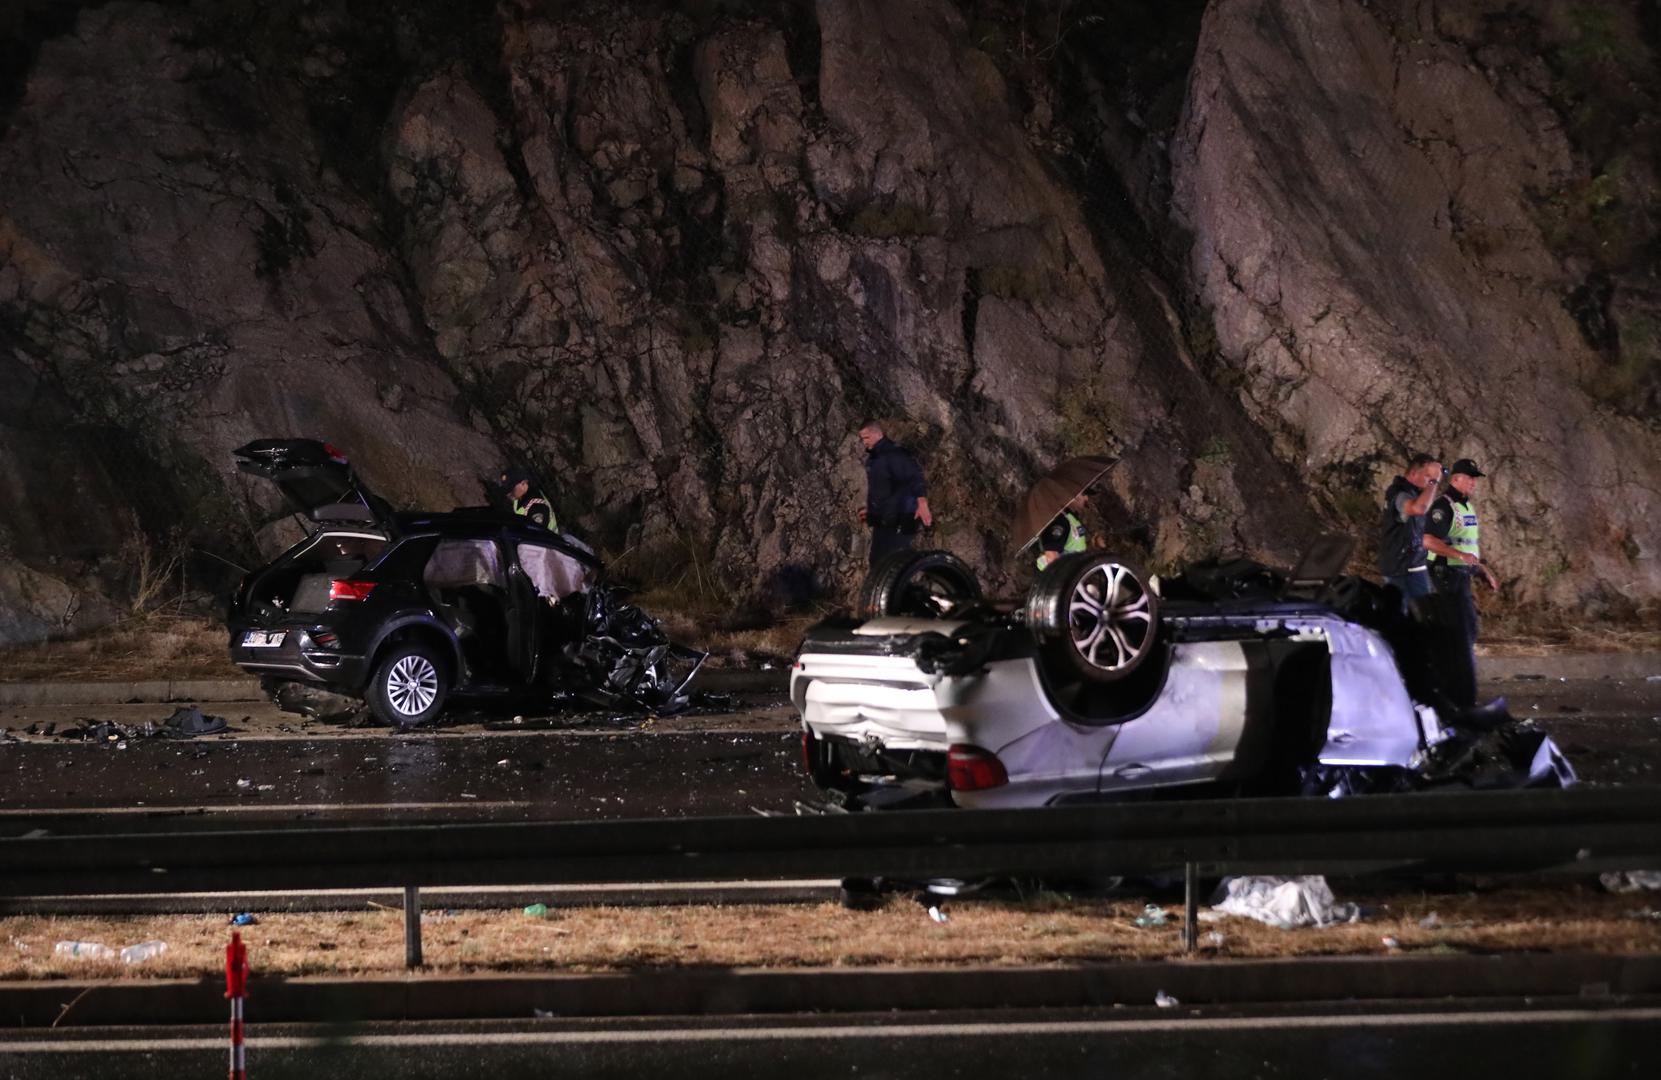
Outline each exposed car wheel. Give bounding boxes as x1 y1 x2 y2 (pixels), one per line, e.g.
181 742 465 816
1025 552 1160 683
858 549 983 620
367 642 449 728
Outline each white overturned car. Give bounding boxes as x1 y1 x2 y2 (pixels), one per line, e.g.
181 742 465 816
792 543 1573 811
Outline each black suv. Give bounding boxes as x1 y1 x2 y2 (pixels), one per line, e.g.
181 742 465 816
227 439 701 727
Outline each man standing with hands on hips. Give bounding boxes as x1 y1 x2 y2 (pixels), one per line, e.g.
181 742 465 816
1427 458 1499 680
856 420 932 565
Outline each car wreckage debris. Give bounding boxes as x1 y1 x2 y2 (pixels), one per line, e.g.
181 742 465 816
46 706 229 744
563 587 706 713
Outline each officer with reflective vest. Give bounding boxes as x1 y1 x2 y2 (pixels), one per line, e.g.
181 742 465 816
501 466 557 531
1036 488 1097 570
1426 458 1498 671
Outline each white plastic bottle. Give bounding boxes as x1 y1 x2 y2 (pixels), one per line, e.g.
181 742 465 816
119 940 169 964
54 941 116 960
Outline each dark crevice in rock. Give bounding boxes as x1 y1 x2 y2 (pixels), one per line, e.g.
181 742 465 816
960 267 981 361
778 0 822 118
0 1 98 140
1566 270 1619 355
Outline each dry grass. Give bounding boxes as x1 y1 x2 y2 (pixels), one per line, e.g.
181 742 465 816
0 615 237 684
6 883 1659 981
1479 602 1661 657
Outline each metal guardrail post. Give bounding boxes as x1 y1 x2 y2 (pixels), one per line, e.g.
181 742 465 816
1183 862 1198 954
404 885 422 969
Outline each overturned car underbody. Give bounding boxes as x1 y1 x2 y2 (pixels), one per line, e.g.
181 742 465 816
792 541 1574 812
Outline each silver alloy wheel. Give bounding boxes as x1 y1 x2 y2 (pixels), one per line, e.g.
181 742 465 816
386 654 439 717
1067 562 1154 673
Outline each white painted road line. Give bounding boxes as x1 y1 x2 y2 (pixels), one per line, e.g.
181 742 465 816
7 1008 1661 1051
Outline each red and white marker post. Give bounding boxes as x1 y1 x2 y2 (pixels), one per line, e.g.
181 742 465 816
225 930 250 1080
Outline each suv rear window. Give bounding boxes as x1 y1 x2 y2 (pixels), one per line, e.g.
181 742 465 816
422 540 506 590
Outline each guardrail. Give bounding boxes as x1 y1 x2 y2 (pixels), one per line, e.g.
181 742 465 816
6 786 1661 964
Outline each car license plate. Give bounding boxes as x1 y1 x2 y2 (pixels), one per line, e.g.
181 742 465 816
242 631 286 648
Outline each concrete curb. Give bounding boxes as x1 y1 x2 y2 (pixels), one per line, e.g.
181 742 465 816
6 953 1659 1028
0 679 261 707
1483 654 1661 681
0 668 789 707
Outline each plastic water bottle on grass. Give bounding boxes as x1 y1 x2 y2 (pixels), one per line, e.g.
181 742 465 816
55 941 116 960
120 940 168 964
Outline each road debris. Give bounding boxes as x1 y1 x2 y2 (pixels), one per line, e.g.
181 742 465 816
1211 876 1361 929
1154 991 1179 1008
54 941 115 960
927 905 950 924
1381 935 1401 950
1132 904 1169 928
524 904 549 917
119 940 167 964
160 706 228 736
1600 870 1661 893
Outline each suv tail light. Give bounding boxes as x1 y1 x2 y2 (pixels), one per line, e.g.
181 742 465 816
800 731 815 775
328 579 377 602
947 744 1009 791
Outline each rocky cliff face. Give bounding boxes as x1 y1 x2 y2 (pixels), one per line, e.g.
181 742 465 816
0 0 1655 644
1172 0 1661 609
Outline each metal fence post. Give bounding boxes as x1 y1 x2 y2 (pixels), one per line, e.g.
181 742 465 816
404 884 423 968
1183 862 1198 954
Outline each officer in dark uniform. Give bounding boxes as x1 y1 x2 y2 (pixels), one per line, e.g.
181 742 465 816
1378 452 1444 611
1426 458 1498 681
856 421 931 565
500 466 557 531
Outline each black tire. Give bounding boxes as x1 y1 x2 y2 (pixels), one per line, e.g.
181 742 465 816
366 641 449 728
1025 552 1160 683
857 549 983 620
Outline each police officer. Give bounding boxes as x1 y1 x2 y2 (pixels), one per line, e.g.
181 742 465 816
1036 488 1097 569
1426 458 1498 673
856 421 931 565
1378 452 1444 610
500 466 557 531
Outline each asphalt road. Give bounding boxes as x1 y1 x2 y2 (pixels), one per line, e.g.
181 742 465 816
4 1003 1660 1079
0 674 1657 824
0 689 817 823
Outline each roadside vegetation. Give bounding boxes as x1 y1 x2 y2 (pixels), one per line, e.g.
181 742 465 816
0 615 236 684
5 880 1658 981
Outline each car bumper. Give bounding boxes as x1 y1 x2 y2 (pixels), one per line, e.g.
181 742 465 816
228 627 369 687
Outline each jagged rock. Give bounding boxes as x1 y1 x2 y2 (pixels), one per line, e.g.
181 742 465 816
1171 0 1660 606
0 0 1655 646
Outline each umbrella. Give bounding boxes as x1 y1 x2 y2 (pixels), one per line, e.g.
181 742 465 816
1011 455 1116 554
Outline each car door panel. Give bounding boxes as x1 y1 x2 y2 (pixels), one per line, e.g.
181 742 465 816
1097 641 1250 792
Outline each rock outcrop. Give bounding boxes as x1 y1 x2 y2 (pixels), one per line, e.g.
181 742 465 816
0 0 1655 643
1171 0 1660 608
